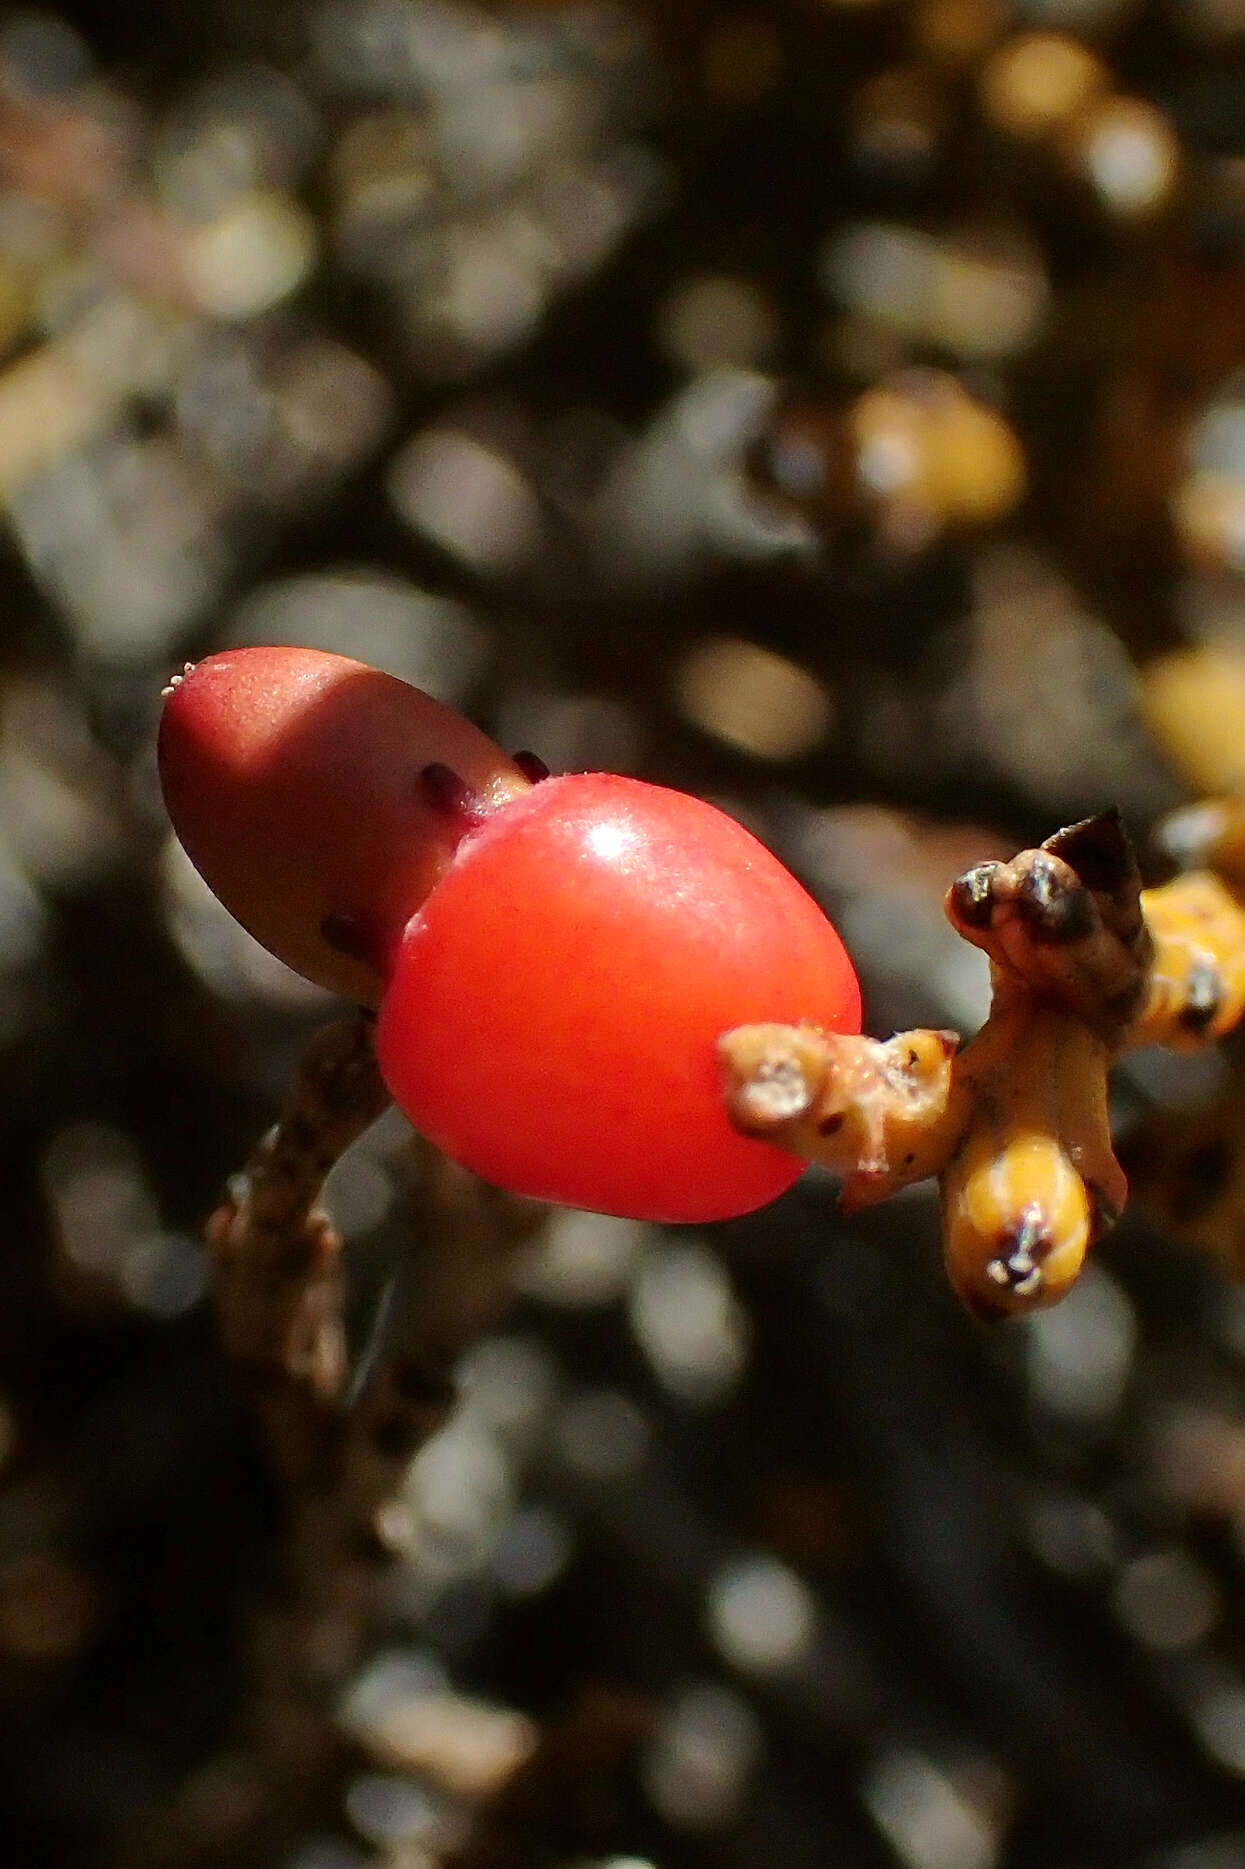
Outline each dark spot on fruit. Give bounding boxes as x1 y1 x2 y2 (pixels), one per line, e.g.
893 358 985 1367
420 762 487 824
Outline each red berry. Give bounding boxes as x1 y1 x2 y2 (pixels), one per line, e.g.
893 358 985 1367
160 648 861 1223
157 647 531 1004
376 773 860 1222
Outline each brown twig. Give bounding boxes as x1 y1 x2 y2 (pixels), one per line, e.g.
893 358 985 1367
205 1012 390 1483
121 1013 547 1869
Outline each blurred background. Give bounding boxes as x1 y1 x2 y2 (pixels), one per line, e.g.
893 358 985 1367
7 0 1245 1864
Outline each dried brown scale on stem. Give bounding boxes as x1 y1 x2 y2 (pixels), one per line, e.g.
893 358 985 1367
723 806 1245 1318
945 811 1153 1040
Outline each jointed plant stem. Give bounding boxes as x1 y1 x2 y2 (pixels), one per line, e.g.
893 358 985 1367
722 801 1245 1317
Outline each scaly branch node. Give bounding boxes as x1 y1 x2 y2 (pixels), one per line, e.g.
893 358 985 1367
722 806 1245 1318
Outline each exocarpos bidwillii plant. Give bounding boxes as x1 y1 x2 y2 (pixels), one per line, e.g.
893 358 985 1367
160 644 1245 1323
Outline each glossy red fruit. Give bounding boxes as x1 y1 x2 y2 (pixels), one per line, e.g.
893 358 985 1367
376 772 860 1223
157 647 531 1005
160 647 861 1223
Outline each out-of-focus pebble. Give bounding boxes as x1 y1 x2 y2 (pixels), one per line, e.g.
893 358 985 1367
849 372 1026 535
341 1654 537 1796
183 190 316 319
229 570 489 701
628 1240 749 1405
642 1683 761 1830
1071 95 1180 218
862 1748 1002 1869
980 33 1107 140
674 637 832 761
707 1555 818 1675
823 223 1048 360
388 425 543 574
656 274 777 371
1142 645 1245 794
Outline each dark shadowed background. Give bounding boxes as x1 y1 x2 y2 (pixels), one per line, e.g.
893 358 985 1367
3 2 1245 1865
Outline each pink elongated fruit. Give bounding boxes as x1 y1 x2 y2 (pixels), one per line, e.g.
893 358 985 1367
159 647 861 1222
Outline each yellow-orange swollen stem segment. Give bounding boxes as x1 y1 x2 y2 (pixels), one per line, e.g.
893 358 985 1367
722 1025 958 1210
940 1003 1122 1318
1135 872 1245 1049
722 808 1245 1319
